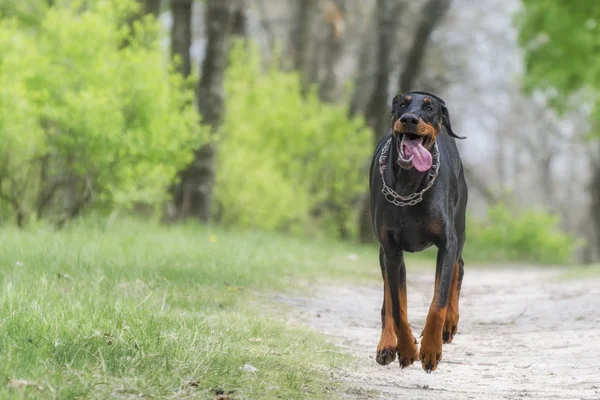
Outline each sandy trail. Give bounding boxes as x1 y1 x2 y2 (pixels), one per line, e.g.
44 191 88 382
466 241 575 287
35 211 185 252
278 268 600 399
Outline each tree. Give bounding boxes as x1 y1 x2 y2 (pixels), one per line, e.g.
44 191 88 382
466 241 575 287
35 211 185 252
170 0 192 78
0 2 200 225
319 0 346 103
348 8 376 118
398 0 450 93
364 0 395 143
287 0 318 93
0 0 48 27
173 0 235 221
165 0 192 221
517 0 600 258
231 0 247 37
517 1 600 110
357 0 396 242
215 43 371 237
138 0 161 17
125 0 161 39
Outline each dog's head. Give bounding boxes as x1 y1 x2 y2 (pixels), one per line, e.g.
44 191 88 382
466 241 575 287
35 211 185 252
390 91 465 172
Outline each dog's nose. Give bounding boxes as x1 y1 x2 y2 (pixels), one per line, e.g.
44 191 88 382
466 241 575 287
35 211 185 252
400 113 419 127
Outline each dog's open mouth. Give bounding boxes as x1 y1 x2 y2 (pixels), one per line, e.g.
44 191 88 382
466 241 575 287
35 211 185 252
398 134 433 172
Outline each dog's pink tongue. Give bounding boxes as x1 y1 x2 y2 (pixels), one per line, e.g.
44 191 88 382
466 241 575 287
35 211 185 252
403 138 432 172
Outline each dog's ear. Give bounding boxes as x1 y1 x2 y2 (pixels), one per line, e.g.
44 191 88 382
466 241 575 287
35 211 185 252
441 104 466 140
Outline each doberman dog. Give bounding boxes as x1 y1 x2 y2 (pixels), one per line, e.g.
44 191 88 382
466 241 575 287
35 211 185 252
369 91 467 373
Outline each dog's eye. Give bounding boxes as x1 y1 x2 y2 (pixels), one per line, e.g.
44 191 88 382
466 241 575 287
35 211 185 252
425 106 434 113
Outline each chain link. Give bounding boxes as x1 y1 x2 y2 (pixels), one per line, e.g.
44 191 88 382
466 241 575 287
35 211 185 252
379 138 440 207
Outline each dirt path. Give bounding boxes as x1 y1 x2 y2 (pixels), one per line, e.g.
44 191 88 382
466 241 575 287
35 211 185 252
278 268 600 399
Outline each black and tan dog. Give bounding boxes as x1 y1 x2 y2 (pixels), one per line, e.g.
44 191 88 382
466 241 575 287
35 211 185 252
369 91 467 373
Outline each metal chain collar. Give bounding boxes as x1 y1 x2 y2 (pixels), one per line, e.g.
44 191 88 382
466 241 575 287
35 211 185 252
379 138 440 207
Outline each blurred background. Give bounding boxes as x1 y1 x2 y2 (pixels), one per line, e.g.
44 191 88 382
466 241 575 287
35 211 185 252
0 0 594 265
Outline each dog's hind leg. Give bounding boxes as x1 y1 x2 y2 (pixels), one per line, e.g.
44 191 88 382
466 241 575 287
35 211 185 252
442 257 463 343
381 248 418 369
420 239 458 373
444 217 466 344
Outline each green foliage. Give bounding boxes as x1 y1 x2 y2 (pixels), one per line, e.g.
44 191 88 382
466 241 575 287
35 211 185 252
0 1 202 223
216 42 372 238
466 204 577 264
517 1 600 114
513 2 589 264
0 0 49 26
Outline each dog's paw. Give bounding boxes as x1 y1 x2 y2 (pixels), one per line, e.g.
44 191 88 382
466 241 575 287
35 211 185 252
443 309 459 344
419 334 442 373
376 326 397 365
397 336 419 369
398 347 419 369
376 346 397 365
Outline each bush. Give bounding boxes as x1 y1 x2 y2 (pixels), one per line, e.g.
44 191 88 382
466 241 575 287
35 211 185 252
0 1 202 224
0 0 48 27
215 42 372 239
466 204 577 264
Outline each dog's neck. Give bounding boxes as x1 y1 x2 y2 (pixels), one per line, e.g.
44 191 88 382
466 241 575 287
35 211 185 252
388 134 431 196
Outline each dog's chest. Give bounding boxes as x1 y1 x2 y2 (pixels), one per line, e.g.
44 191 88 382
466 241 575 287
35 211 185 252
376 204 441 252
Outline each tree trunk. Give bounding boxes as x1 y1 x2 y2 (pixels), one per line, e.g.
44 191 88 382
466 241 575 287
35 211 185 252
588 160 600 262
174 0 234 221
141 0 161 17
164 0 193 221
364 0 395 143
170 0 192 77
358 0 396 243
232 2 247 37
129 0 162 20
288 0 317 92
310 1 348 237
539 155 554 211
319 0 346 103
398 0 450 93
349 8 376 118
348 5 376 241
255 0 275 54
585 144 600 263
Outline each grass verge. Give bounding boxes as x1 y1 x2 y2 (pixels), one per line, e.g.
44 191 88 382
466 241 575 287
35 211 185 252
561 264 600 280
0 219 386 399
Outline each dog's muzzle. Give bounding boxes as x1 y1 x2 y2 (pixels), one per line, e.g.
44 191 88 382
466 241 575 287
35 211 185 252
398 135 433 172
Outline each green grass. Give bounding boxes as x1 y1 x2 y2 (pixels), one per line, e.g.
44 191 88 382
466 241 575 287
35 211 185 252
0 216 573 398
561 264 600 280
0 219 389 399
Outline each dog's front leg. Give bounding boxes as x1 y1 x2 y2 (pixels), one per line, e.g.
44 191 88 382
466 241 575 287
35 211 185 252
420 239 457 373
376 247 397 365
380 250 418 369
